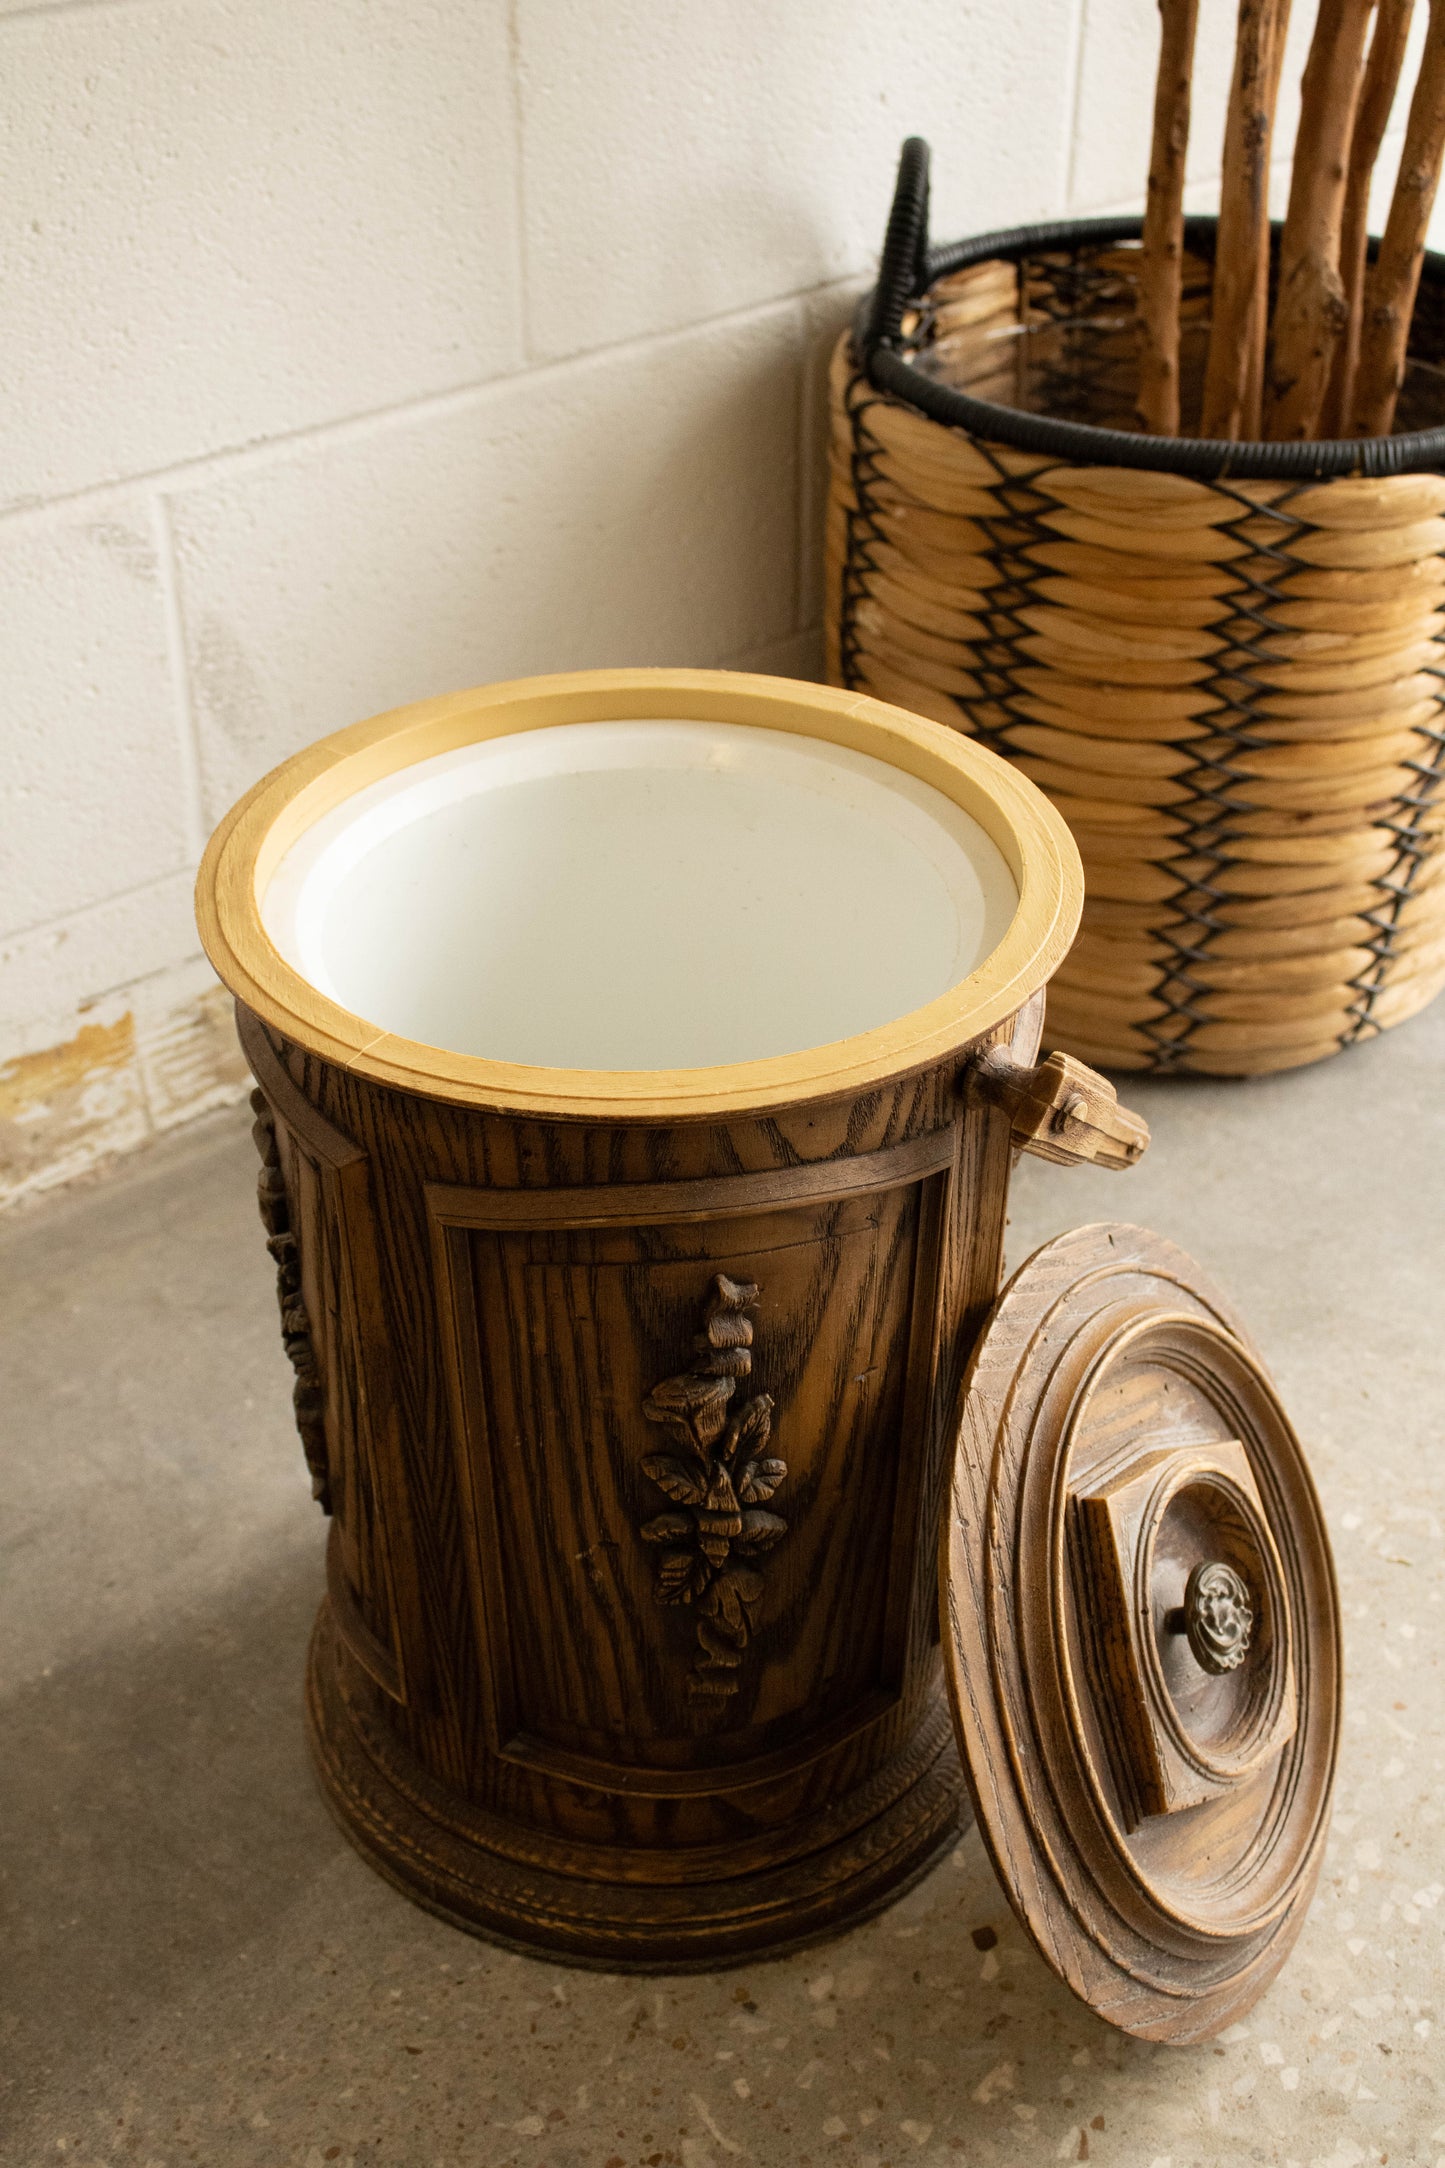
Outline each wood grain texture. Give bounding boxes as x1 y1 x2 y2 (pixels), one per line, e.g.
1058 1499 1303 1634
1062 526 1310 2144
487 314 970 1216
249 1087 328 1511
967 1046 1150 1169
1137 0 1201 434
1354 0 1445 432
236 995 1089 1966
942 1223 1340 2041
1266 0 1375 439
1074 1434 1299 1825
1202 0 1294 439
1324 0 1416 433
243 1010 423 1711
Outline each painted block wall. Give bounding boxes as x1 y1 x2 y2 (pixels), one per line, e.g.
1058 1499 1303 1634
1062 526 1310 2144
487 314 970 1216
1 0 1435 1206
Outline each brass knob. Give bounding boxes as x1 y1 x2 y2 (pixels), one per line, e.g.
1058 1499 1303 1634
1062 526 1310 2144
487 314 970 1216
1165 1561 1254 1675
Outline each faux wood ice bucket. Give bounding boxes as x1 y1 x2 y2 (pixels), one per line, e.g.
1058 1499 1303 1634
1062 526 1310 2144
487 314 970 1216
198 668 1339 2036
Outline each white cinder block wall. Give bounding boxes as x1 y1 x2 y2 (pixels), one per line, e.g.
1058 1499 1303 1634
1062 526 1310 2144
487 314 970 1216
1 0 1431 1204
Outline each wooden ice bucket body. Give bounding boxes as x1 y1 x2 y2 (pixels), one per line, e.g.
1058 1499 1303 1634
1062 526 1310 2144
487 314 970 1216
197 668 1141 1967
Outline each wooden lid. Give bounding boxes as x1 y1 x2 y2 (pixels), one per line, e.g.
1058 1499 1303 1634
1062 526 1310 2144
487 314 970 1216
194 669 1081 1123
942 1223 1341 2043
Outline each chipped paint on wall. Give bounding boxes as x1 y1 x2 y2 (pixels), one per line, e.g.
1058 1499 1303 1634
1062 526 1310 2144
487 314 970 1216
0 1014 137 1122
0 1012 146 1204
136 981 250 1132
0 972 250 1212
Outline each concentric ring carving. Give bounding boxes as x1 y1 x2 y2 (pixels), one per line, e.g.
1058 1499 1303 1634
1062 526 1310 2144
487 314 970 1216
944 1223 1341 2043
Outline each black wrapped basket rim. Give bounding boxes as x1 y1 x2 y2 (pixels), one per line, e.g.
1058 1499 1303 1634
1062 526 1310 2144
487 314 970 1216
857 136 1445 483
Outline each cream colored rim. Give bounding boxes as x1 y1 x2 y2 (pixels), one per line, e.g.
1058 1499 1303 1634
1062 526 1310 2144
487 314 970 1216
195 668 1083 1121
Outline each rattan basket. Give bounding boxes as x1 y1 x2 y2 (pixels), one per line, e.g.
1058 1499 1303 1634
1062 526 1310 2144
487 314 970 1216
826 139 1445 1075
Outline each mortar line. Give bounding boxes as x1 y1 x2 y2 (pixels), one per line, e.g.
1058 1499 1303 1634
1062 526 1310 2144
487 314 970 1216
1061 0 1090 211
0 283 830 536
3 629 826 960
506 0 535 367
77 945 218 1012
0 867 196 953
0 0 149 27
792 299 811 636
150 495 209 863
723 622 823 677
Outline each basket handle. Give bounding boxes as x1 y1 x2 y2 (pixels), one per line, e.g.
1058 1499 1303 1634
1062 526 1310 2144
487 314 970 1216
862 136 933 358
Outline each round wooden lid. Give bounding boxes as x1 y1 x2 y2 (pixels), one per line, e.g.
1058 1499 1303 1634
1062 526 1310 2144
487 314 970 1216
942 1223 1341 2043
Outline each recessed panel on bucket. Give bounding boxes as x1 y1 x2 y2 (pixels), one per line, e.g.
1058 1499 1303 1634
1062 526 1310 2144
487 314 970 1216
260 719 1018 1071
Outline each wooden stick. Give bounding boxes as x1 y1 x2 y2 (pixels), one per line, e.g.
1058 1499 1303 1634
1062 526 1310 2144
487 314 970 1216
1266 0 1377 438
1323 0 1415 433
1202 0 1294 440
1138 0 1201 434
1354 0 1445 431
1249 19 1298 428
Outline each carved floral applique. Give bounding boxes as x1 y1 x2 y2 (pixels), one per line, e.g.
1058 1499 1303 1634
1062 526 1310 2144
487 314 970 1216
639 1274 787 1700
251 1087 330 1513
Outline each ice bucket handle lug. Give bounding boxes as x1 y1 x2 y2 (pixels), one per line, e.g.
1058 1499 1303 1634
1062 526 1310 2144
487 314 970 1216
967 1047 1150 1171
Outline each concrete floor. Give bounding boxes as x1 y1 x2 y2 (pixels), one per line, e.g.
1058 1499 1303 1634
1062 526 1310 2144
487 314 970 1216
3 1009 1444 2168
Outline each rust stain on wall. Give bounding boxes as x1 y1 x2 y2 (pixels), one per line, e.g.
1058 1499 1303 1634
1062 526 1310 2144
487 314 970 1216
1 989 253 1210
0 1015 144 1199
0 1016 135 1118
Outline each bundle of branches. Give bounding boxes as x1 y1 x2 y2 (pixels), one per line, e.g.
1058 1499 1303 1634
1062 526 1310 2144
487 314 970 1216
1137 0 1445 441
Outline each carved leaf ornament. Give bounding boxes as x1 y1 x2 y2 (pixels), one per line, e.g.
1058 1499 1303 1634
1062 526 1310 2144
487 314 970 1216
639 1274 787 1700
250 1087 330 1512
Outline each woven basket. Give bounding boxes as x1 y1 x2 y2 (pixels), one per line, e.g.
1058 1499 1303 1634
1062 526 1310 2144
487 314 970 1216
826 139 1445 1075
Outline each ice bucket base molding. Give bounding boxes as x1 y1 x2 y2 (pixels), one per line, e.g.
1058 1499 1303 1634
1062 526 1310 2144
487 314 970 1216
305 1608 964 1970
